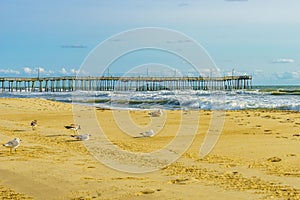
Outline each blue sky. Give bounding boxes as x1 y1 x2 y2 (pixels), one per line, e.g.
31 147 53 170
0 0 300 85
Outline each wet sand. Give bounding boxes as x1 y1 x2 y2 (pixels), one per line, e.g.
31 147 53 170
0 98 299 199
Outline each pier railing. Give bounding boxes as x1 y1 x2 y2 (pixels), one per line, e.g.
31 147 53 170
0 75 252 92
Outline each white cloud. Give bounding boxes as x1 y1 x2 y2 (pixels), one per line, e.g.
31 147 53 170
292 71 300 78
23 67 55 76
276 71 300 79
70 69 80 75
60 68 68 74
178 3 189 7
61 44 87 48
38 67 45 73
23 67 32 74
272 58 295 64
58 68 80 75
0 69 20 75
48 70 55 75
38 67 57 76
253 69 264 77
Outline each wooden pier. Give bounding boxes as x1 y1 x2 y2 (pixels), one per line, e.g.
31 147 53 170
0 75 252 92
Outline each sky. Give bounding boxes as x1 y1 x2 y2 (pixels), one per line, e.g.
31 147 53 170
0 0 300 85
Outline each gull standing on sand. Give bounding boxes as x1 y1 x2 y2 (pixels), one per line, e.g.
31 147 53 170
3 138 21 153
64 124 81 134
31 120 37 130
148 109 163 117
71 134 91 141
139 129 155 137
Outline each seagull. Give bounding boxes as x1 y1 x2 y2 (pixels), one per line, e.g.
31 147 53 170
148 109 163 117
3 138 21 153
139 129 155 137
71 134 91 141
31 120 37 130
64 124 81 134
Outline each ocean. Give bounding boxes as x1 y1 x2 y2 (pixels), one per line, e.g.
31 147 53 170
0 85 299 111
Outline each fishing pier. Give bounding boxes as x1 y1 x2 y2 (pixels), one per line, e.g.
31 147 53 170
0 75 252 92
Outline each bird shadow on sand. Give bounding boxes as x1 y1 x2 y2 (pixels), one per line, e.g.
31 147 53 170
133 136 150 138
0 151 18 156
65 139 82 143
13 129 27 132
96 108 111 111
46 134 68 138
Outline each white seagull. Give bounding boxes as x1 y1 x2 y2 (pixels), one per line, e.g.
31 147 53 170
139 129 155 137
148 109 163 117
3 138 21 153
71 134 91 141
64 124 81 134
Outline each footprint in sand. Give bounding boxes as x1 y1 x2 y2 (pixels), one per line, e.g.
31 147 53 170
267 157 282 162
169 178 190 185
264 130 272 134
139 189 156 194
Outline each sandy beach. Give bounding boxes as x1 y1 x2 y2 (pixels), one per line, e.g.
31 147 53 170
0 98 299 199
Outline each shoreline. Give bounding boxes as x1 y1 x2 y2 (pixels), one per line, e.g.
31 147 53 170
1 85 300 111
2 96 300 112
0 98 299 199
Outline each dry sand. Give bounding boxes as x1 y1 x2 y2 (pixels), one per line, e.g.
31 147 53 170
0 98 299 199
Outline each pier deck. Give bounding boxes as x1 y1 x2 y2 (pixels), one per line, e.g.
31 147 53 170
0 75 252 92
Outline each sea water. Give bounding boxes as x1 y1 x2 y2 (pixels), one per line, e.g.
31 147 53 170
1 86 299 111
